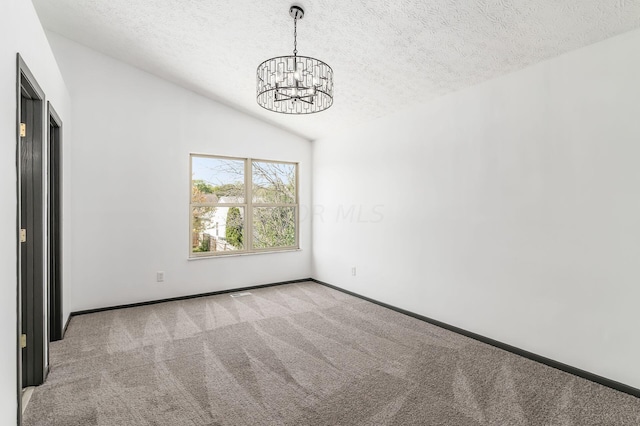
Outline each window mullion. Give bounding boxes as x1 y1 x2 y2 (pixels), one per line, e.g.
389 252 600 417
252 203 298 207
246 158 252 252
295 162 299 248
191 203 247 208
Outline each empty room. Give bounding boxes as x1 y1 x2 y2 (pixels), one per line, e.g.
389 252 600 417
1 0 640 425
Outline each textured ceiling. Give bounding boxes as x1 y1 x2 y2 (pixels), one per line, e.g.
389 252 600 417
32 0 640 141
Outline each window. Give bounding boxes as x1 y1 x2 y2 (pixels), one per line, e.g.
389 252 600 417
190 154 298 257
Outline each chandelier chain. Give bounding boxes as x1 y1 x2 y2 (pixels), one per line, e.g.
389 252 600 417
293 16 298 56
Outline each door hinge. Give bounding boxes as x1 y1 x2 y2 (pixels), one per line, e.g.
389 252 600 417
20 229 27 243
20 123 26 138
20 334 27 349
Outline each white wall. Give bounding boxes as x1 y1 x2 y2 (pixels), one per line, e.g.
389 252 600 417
46 33 312 312
0 1 72 424
313 28 640 389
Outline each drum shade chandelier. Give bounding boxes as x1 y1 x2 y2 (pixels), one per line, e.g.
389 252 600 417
256 5 334 114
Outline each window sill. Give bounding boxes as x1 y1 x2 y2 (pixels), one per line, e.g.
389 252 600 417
188 248 302 260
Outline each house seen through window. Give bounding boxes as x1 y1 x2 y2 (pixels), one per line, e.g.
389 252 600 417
190 154 298 256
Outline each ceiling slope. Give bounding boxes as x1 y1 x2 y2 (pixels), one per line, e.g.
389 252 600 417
33 0 640 140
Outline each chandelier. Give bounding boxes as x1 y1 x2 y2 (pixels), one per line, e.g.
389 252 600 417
256 5 334 114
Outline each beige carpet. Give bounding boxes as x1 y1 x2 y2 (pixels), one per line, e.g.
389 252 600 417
23 281 640 425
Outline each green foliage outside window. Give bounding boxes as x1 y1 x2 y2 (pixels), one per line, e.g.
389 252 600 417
226 207 243 249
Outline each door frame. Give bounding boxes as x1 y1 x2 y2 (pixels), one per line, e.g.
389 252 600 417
16 53 48 424
47 102 63 343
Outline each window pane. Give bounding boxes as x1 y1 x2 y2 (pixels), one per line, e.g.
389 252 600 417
192 206 245 253
252 207 296 249
192 156 245 203
252 161 296 204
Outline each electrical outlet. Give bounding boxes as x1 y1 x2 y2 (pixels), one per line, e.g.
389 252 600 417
156 271 165 282
351 267 356 276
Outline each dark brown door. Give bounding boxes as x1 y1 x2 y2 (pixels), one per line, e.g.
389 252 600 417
19 57 46 389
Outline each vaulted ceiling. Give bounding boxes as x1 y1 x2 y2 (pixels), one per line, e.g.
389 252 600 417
32 0 640 140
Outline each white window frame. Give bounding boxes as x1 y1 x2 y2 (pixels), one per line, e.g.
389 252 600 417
189 153 299 258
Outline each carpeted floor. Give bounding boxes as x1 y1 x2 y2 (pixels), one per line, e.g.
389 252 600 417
23 281 640 425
